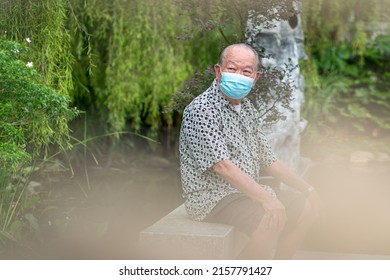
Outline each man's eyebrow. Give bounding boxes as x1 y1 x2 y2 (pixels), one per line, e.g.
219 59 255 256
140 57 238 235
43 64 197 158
242 65 255 71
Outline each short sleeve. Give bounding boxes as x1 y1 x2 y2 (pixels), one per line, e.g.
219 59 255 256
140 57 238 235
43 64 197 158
258 131 277 168
181 106 230 173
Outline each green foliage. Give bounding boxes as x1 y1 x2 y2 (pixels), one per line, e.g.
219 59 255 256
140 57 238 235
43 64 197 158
0 38 77 252
0 39 78 171
168 66 216 113
0 1 78 252
0 0 74 96
174 0 297 43
301 0 390 138
69 0 193 138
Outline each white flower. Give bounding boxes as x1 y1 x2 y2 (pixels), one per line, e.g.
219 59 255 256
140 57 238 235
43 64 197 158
26 37 31 43
26 61 33 68
12 48 20 54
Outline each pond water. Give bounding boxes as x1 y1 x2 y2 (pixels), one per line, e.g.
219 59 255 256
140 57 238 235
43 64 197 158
28 155 184 260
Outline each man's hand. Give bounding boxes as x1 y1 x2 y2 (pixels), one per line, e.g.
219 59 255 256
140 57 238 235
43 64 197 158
258 195 287 233
212 159 288 232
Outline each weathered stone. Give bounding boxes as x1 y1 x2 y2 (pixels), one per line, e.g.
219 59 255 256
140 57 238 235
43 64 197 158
139 204 249 259
246 2 308 172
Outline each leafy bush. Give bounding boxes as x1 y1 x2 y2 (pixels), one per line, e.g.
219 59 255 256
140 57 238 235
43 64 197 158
0 38 78 176
0 38 78 251
302 31 390 138
299 0 390 147
68 0 192 140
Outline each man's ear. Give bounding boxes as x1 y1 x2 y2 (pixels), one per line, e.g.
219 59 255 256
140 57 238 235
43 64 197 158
214 64 222 83
253 71 261 86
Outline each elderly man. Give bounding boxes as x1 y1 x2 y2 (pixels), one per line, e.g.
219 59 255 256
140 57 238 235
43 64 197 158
179 43 320 259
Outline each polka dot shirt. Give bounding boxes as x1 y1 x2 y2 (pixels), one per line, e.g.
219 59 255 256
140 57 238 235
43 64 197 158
179 80 277 221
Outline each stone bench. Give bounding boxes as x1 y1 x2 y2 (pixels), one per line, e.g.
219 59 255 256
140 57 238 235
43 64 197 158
139 175 283 259
139 204 249 259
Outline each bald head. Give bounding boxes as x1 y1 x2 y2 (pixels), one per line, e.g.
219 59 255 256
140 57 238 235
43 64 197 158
218 44 260 71
214 43 261 104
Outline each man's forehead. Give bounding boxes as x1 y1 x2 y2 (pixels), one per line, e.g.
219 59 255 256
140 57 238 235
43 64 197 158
225 46 256 63
225 59 256 69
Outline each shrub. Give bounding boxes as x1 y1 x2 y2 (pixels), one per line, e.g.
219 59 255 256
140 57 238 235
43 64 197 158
0 38 78 176
0 37 78 251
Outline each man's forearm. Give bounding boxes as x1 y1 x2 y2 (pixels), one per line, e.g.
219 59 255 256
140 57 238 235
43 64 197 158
212 159 273 203
264 160 313 195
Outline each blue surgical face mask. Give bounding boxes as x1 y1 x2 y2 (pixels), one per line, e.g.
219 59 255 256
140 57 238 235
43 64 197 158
219 72 254 100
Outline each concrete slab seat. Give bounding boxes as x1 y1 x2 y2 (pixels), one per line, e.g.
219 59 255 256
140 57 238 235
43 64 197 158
139 175 280 259
139 204 249 259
